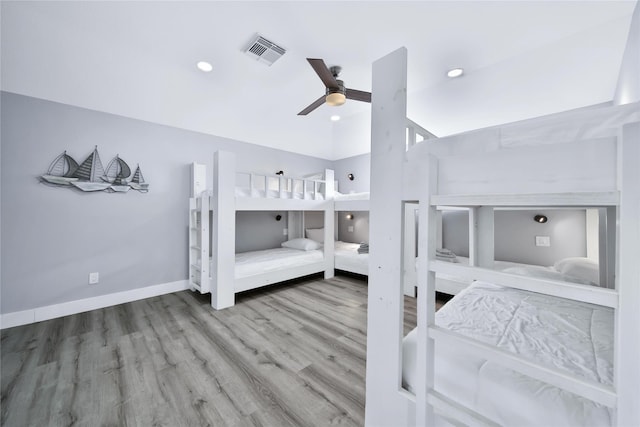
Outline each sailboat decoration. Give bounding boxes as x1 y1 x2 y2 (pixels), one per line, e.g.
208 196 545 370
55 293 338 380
69 146 112 192
102 154 132 192
41 147 149 193
129 164 150 193
41 151 80 185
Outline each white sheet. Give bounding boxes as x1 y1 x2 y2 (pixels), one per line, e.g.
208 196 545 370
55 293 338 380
403 281 614 426
334 241 369 274
334 191 369 201
230 247 323 278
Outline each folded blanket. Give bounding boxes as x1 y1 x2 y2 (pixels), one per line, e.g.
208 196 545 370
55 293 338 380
435 248 458 263
358 243 369 254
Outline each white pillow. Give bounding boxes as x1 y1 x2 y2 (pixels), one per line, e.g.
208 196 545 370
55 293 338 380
281 238 322 251
553 257 599 284
503 266 595 286
305 228 324 243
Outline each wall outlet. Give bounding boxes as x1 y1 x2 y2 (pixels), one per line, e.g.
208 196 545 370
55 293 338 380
89 272 99 285
535 236 551 247
348 226 354 232
283 229 288 236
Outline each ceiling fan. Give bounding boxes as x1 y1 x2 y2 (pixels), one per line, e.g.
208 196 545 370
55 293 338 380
298 58 372 115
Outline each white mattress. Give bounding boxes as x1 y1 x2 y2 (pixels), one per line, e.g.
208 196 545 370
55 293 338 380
231 247 323 278
402 281 614 426
334 241 369 274
334 191 369 201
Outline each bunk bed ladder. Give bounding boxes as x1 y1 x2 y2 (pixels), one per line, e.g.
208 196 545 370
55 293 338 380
188 195 211 293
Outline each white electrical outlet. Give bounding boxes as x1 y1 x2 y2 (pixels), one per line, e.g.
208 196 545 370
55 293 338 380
283 229 288 236
89 272 99 284
535 236 551 247
348 226 354 232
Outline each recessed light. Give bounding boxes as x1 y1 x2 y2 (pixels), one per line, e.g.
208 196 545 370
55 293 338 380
197 61 213 72
447 68 464 78
330 115 341 121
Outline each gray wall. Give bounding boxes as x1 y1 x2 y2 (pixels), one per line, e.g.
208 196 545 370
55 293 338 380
332 153 371 244
1 92 332 314
235 211 288 253
337 212 369 244
442 209 587 266
332 153 370 194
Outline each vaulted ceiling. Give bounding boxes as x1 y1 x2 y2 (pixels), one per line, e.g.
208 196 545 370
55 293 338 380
1 1 636 160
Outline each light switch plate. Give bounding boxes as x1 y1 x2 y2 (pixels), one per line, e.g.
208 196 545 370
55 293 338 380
348 226 354 232
535 236 551 247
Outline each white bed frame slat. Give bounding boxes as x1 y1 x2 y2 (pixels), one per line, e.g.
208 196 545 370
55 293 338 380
427 390 500 427
430 260 619 308
432 191 619 207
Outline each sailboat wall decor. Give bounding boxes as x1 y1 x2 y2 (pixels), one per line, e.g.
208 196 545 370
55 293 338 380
40 146 150 193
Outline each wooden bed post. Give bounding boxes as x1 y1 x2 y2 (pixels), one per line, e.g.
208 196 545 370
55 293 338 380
365 47 413 426
211 151 235 310
324 169 335 279
615 122 640 426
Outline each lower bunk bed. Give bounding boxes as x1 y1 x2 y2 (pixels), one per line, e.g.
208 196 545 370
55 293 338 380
225 241 325 293
402 280 614 426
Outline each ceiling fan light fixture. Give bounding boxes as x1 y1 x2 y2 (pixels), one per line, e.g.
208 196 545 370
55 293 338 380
326 92 346 106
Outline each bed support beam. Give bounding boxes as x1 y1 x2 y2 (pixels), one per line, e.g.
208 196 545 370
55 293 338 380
615 122 640 427
365 47 413 426
324 169 335 279
211 150 236 310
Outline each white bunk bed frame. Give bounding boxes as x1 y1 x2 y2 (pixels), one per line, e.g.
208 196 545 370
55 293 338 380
189 150 335 310
365 47 640 426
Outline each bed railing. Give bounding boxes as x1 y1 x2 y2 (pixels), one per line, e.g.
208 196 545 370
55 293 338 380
235 171 326 200
406 118 436 151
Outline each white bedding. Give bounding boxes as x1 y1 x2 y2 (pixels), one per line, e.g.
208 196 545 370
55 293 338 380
403 281 614 426
333 191 369 201
334 241 369 275
232 247 323 278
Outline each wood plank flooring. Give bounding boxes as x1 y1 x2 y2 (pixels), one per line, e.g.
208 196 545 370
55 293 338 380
1 274 425 427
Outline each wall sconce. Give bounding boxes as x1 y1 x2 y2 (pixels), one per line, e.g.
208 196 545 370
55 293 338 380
346 213 354 220
275 214 282 221
534 214 548 223
275 170 284 176
347 173 354 181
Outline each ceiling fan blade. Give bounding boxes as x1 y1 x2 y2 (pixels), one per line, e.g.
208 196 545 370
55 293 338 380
307 58 338 88
298 95 326 116
345 88 372 103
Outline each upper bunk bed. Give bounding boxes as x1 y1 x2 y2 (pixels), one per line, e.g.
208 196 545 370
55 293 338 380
365 47 640 427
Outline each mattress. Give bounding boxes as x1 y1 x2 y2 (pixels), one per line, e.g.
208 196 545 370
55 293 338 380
334 241 369 274
402 281 614 426
229 247 323 278
334 191 369 201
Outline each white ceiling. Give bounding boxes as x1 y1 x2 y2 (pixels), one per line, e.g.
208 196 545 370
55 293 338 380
1 1 636 160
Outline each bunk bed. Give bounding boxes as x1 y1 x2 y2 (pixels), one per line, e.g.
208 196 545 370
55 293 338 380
365 47 640 427
188 151 335 309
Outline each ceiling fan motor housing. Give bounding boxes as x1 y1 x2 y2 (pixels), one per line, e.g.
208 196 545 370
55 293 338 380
326 80 346 106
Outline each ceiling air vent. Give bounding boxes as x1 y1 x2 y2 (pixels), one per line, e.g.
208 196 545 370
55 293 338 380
244 35 286 66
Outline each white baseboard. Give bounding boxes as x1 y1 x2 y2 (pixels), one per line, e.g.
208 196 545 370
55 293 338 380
0 280 191 330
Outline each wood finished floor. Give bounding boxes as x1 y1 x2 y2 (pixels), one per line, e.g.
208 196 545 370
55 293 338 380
1 274 423 427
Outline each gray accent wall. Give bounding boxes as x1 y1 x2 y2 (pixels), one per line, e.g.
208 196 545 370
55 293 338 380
338 212 369 244
442 209 588 266
235 211 288 253
1 92 332 314
332 153 370 194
